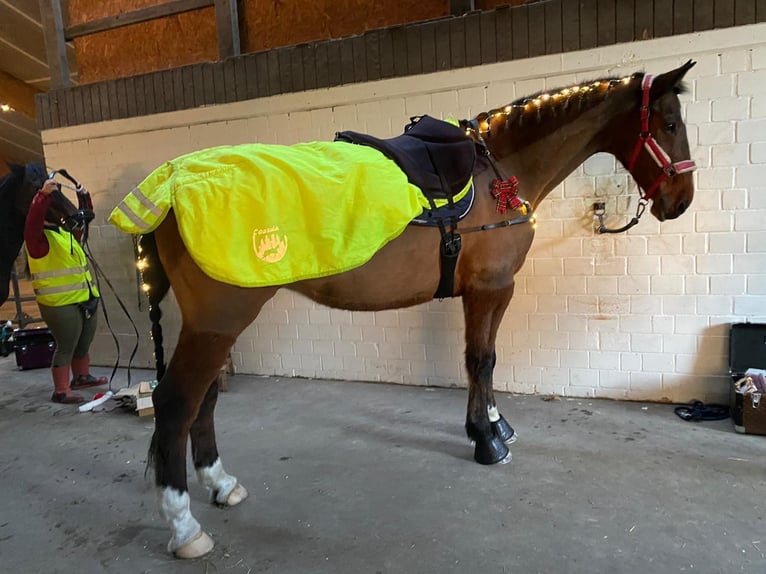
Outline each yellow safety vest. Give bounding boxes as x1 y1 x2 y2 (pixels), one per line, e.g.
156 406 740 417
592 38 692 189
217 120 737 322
28 228 99 307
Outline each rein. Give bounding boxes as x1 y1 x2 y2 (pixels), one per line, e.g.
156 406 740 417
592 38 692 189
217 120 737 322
597 74 696 234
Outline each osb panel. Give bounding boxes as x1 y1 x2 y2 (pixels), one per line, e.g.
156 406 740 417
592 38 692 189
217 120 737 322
67 1 217 84
67 0 543 83
241 0 448 53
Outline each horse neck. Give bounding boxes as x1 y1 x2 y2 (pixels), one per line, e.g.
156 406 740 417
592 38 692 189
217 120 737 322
482 82 638 209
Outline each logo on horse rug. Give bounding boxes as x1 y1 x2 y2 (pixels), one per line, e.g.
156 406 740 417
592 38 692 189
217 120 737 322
252 227 288 263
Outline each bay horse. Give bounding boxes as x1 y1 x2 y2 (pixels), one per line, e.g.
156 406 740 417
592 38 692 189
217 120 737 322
0 163 80 307
132 61 696 558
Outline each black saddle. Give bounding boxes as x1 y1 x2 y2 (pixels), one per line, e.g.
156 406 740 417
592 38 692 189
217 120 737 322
334 115 478 200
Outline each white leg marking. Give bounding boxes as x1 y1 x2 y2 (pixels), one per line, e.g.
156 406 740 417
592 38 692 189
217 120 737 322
158 487 202 552
488 405 500 422
196 457 239 504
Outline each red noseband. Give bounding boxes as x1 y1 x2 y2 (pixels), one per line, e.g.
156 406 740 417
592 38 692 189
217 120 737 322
627 74 696 201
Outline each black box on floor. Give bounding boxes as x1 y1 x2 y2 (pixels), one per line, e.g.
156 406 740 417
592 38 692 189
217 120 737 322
729 323 766 435
12 328 56 370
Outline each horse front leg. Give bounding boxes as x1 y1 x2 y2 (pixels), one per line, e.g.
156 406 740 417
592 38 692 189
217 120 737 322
463 287 515 465
191 379 248 507
487 350 517 445
150 329 236 559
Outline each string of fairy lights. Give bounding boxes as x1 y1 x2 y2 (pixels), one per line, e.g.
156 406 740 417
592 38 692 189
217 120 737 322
136 242 151 294
463 75 634 139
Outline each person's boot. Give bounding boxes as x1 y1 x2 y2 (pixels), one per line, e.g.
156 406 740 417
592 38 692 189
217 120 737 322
70 355 107 390
51 366 84 404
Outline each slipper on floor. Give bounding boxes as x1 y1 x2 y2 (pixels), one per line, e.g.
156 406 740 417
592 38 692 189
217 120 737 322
52 392 85 404
71 375 108 390
674 401 730 422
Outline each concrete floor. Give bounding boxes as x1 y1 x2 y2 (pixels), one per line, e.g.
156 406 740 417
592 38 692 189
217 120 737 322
0 355 764 574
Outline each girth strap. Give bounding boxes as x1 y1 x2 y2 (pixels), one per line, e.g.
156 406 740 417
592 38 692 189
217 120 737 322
434 232 462 299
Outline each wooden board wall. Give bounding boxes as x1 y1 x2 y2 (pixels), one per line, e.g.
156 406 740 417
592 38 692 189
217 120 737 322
68 1 537 83
241 0 448 54
69 0 441 83
40 0 766 130
67 0 218 84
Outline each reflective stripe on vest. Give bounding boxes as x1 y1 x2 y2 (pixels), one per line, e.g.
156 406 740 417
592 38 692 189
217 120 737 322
31 266 87 280
27 229 99 307
34 281 89 296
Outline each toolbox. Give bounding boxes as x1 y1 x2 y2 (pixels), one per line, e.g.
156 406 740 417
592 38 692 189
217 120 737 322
729 323 766 435
12 327 56 370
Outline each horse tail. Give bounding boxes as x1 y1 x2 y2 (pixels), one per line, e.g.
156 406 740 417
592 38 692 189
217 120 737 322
138 231 170 381
140 231 170 477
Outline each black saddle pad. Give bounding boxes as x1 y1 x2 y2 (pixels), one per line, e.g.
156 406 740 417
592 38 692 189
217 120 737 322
335 115 478 200
410 181 475 227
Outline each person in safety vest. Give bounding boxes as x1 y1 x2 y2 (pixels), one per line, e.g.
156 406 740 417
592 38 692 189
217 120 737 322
24 173 106 404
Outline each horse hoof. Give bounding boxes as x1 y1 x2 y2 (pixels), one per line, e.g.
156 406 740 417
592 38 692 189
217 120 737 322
473 435 510 465
174 531 215 559
492 416 518 445
225 483 248 507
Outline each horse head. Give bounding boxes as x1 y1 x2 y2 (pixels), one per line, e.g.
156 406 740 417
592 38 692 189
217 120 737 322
609 60 697 222
0 162 79 305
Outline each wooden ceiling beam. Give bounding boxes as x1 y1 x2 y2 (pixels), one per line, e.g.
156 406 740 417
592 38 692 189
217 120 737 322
0 70 40 119
65 0 214 40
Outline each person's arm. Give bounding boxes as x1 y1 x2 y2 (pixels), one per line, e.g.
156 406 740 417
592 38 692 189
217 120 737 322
23 179 58 259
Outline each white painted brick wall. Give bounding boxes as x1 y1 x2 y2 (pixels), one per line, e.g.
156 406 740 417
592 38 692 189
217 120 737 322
41 23 766 404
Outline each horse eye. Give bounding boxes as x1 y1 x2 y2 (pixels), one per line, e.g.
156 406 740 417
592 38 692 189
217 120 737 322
665 122 677 133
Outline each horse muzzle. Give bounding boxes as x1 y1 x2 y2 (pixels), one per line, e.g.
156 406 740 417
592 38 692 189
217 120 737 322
650 183 693 221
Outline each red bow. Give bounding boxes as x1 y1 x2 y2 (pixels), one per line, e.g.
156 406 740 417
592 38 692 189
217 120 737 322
490 177 522 214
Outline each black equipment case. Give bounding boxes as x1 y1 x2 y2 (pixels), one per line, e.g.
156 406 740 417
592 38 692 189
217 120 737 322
729 323 766 435
12 327 56 370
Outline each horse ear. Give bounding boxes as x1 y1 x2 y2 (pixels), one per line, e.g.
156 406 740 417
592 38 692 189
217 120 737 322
7 162 25 181
0 163 24 198
24 163 48 190
650 60 696 100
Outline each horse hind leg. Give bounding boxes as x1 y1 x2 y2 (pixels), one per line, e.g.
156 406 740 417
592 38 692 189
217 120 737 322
191 379 248 507
150 329 237 559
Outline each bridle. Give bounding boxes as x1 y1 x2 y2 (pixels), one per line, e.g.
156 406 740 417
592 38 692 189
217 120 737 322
596 74 696 234
47 168 96 235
